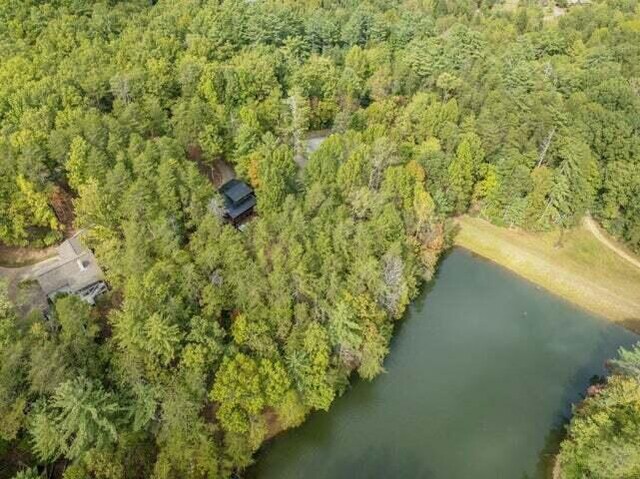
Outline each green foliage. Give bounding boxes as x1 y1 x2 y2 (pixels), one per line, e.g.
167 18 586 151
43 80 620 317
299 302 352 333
448 133 484 213
30 377 122 461
287 322 335 411
557 343 640 479
0 175 61 246
154 379 220 479
254 140 298 213
62 464 87 479
12 468 41 479
0 282 28 441
211 353 267 434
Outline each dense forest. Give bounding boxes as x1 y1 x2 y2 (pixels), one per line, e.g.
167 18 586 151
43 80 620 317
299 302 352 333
557 343 640 478
0 0 639 478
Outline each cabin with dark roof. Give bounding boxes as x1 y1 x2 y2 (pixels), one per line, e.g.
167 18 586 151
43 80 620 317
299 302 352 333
218 179 256 225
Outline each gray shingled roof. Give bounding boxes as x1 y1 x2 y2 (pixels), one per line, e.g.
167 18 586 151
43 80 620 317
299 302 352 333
34 237 104 297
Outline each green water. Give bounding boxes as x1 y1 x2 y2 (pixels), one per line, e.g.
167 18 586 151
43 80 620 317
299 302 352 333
252 248 638 479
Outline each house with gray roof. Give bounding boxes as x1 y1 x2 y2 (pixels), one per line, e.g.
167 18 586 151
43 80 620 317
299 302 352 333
33 236 107 305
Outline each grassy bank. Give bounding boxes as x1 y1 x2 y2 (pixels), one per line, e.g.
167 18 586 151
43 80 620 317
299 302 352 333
454 216 640 331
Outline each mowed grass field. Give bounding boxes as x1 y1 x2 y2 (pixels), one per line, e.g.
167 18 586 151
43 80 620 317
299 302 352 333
455 216 640 331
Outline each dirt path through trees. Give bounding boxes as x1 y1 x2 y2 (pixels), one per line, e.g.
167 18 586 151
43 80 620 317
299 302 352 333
583 216 640 271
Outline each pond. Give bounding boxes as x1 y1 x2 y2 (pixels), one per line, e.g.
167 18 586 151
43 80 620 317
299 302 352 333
251 248 638 479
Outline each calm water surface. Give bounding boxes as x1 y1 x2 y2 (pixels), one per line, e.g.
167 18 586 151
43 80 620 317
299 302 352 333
252 248 638 479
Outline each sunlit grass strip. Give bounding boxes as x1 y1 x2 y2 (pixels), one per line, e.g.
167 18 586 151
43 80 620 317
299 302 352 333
454 216 640 328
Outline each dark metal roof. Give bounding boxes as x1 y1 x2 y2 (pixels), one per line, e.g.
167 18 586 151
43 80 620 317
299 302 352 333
220 179 253 205
225 194 256 220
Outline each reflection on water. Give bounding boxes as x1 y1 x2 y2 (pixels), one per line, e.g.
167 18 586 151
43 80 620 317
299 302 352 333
251 248 638 479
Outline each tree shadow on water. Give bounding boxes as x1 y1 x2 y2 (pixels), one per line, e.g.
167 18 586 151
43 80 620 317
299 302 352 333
526 423 567 479
525 329 630 479
388 248 449 344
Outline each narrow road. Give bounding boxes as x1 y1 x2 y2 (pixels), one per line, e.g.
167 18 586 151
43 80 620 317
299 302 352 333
0 256 59 281
0 264 35 286
583 216 640 271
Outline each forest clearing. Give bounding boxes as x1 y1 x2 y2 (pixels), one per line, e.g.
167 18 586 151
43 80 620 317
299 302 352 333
455 216 640 328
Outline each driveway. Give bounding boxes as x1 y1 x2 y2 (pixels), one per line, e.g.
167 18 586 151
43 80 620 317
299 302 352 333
0 257 58 314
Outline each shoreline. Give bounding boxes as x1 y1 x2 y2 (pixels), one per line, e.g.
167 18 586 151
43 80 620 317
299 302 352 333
455 244 636 332
453 216 640 333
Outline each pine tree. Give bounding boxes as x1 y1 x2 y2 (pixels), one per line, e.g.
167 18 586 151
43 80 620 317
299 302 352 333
448 139 475 213
30 377 122 461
